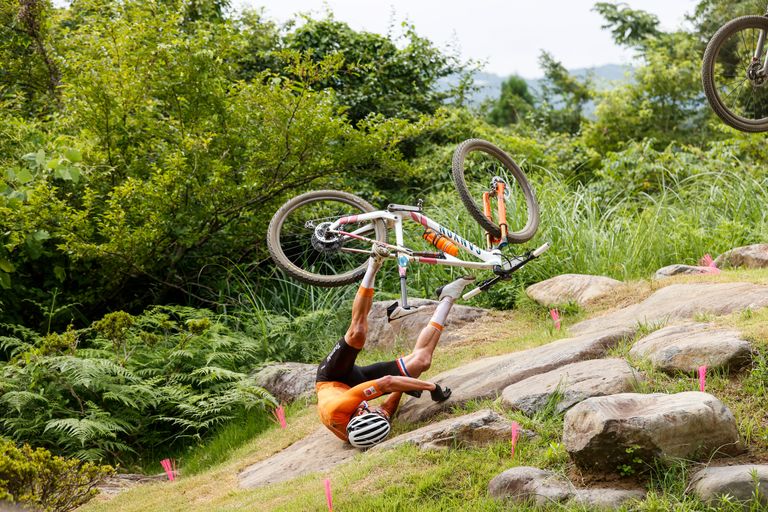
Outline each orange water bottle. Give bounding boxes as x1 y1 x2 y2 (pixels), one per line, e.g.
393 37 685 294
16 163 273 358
422 229 459 257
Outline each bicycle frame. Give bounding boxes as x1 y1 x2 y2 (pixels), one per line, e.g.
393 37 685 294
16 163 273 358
327 205 520 308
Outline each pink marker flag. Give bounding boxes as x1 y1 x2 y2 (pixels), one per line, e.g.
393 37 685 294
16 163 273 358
510 421 520 459
272 405 287 429
160 458 176 481
324 478 333 511
699 365 707 392
549 309 561 330
699 254 721 274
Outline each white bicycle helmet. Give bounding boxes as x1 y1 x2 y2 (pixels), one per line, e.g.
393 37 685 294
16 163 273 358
347 412 391 448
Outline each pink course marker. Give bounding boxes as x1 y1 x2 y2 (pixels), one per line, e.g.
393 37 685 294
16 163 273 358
699 365 707 392
549 309 561 330
324 478 333 511
510 421 520 459
699 254 721 274
160 458 176 481
272 405 287 429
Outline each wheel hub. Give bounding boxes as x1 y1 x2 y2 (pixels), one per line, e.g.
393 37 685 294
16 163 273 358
311 222 342 252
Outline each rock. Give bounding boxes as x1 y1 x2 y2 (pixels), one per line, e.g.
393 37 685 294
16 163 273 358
97 473 166 498
715 244 768 269
525 274 622 307
654 264 718 280
366 298 487 348
488 466 572 505
629 323 752 373
563 392 740 472
571 283 768 337
396 329 629 423
501 359 642 415
570 488 646 508
690 464 768 507
238 427 356 489
252 362 316 403
374 409 521 452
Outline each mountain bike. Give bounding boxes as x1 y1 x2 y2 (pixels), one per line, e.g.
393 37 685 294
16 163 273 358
702 5 768 131
267 139 548 309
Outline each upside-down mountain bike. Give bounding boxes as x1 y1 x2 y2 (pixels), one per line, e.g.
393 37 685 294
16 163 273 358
267 139 549 314
702 4 768 131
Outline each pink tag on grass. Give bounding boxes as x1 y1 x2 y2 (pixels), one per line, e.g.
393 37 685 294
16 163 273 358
510 421 520 459
324 478 333 511
160 458 176 481
699 365 707 392
699 254 721 274
549 309 561 330
272 405 287 429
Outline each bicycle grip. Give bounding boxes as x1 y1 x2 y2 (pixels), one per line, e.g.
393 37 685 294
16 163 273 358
462 287 483 300
532 242 550 258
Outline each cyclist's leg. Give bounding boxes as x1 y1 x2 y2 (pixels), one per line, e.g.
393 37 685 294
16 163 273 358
400 275 476 378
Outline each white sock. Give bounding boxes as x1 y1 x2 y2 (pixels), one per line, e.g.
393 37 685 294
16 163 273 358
430 297 454 328
360 258 380 289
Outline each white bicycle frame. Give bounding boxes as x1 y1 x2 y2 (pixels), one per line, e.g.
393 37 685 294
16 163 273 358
327 206 538 307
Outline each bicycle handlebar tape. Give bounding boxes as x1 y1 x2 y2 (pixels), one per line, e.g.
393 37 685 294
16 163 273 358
430 384 452 402
532 242 551 258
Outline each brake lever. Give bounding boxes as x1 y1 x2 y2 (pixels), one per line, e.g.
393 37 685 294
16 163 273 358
462 242 551 300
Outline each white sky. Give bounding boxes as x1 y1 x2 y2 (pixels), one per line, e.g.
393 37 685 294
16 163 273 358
234 0 700 78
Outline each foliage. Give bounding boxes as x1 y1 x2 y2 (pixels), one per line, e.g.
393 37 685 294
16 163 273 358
593 2 661 48
531 52 593 134
0 437 114 512
0 306 276 463
486 75 535 126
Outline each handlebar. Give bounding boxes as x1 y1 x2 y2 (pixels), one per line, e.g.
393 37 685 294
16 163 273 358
461 242 551 301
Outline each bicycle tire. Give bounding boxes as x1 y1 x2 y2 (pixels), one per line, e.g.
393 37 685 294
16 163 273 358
451 138 540 243
267 190 388 287
702 15 768 132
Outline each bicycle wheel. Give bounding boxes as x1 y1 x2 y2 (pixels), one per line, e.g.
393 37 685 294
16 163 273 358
703 15 768 132
267 190 388 287
451 139 540 243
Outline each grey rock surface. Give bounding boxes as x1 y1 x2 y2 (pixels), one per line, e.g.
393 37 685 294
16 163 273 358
252 362 316 403
563 392 740 472
715 244 768 269
396 329 629 423
690 464 768 507
525 274 622 307
629 323 751 373
570 487 646 509
570 283 768 337
366 298 488 348
488 466 572 505
501 359 642 415
654 264 718 280
375 409 520 452
238 427 355 489
97 473 166 498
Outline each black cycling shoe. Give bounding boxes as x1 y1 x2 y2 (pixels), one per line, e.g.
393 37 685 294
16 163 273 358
430 384 452 402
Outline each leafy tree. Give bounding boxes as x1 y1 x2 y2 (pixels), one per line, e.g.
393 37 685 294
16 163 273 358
532 52 593 134
593 2 661 48
486 75 535 126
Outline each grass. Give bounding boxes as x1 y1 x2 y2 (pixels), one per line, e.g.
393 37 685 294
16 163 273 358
79 269 768 511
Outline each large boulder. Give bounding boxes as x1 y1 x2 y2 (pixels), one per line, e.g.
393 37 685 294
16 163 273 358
252 362 316 403
689 465 768 507
563 392 741 472
629 323 751 373
488 467 572 505
501 359 642 415
653 264 718 280
715 244 768 269
238 427 355 489
366 298 488 348
570 283 768 337
525 274 622 307
374 409 521 452
396 329 629 423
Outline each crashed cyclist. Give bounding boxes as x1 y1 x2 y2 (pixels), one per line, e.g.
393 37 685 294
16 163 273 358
315 244 475 448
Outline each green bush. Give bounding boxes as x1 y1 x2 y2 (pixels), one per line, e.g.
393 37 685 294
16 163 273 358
0 437 114 512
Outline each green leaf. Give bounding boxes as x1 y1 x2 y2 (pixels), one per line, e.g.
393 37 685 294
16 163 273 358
0 272 10 290
64 148 83 163
15 168 33 184
21 152 37 162
46 158 61 170
33 230 50 241
0 259 14 273
55 167 72 181
54 266 66 282
35 149 46 167
68 166 81 184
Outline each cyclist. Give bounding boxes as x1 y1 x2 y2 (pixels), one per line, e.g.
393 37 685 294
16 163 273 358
315 244 475 448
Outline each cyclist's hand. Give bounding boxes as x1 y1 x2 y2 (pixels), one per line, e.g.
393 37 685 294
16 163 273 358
430 384 451 402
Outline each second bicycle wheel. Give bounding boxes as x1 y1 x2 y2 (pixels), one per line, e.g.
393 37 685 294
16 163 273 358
451 139 540 243
267 190 387 287
703 15 768 132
